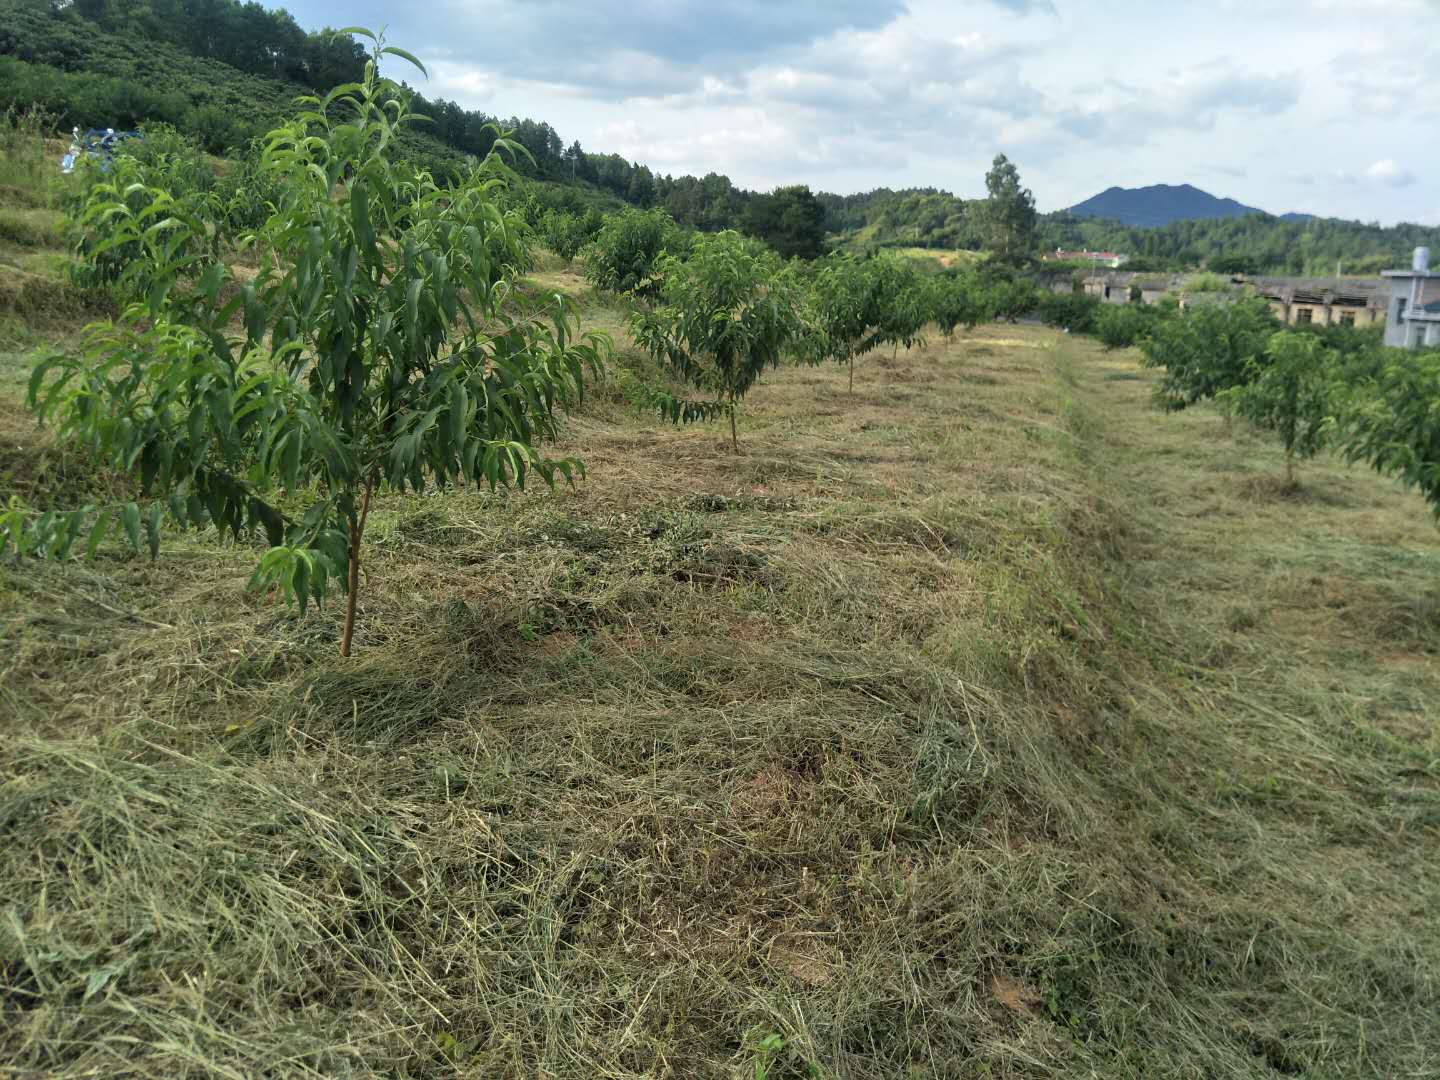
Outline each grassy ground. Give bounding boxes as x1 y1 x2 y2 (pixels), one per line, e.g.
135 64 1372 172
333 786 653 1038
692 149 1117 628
1 171 1438 1076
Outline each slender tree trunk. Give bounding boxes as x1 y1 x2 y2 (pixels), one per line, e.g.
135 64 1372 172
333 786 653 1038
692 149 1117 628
340 477 374 658
728 400 738 453
1285 448 1295 488
848 356 854 394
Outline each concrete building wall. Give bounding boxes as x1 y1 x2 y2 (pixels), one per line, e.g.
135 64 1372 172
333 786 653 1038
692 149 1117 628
1331 307 1375 327
1083 277 1140 304
1383 269 1440 347
1080 273 1386 324
1260 294 1382 328
1385 286 1406 346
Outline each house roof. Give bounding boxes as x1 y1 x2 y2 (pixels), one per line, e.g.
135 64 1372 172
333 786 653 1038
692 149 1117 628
1247 277 1386 305
1084 271 1180 288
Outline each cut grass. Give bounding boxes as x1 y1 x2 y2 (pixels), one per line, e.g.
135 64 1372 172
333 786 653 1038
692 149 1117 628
0 262 1437 1075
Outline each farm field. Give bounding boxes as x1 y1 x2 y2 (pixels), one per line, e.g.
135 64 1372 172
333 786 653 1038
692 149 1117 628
3 216 1439 1076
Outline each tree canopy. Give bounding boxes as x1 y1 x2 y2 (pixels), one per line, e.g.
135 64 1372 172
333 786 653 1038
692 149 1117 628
977 154 1037 266
742 185 826 260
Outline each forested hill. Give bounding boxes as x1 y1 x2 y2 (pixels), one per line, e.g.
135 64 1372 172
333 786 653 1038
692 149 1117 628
0 0 761 230
1065 184 1268 228
3 0 1438 274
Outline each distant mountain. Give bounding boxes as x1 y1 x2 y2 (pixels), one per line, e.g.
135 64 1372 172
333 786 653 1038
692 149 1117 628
1065 184 1273 228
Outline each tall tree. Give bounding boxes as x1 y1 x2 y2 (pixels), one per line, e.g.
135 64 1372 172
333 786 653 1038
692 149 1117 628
742 184 825 260
977 154 1037 266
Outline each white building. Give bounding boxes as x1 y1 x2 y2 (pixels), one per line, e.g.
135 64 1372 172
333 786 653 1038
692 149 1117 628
1382 248 1440 349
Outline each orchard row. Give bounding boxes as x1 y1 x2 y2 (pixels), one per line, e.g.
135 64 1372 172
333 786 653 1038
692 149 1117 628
4 46 1437 655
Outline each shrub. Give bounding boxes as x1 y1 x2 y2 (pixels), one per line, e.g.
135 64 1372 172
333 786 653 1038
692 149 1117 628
1095 303 1157 350
1185 272 1231 294
125 123 216 196
869 256 930 356
803 253 874 391
542 208 602 263
985 276 1039 323
1139 296 1277 411
210 142 281 235
1339 347 1440 518
583 207 682 295
0 105 55 207
63 146 221 289
1037 291 1102 334
927 270 992 341
803 254 931 391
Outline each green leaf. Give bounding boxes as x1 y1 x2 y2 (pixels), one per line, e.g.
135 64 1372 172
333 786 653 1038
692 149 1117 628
85 512 111 561
292 552 312 616
120 503 142 553
380 45 428 76
55 511 86 560
350 181 374 253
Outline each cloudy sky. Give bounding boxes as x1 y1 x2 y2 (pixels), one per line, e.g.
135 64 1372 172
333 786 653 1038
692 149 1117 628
275 0 1440 224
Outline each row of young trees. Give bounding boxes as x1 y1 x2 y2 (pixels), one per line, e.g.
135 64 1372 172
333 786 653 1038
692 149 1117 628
572 214 1046 448
516 154 1037 277
1140 299 1440 503
1038 290 1440 514
7 88 1046 650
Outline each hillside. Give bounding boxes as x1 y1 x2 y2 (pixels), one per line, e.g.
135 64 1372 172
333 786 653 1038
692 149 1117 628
1065 183 1269 227
0 0 471 168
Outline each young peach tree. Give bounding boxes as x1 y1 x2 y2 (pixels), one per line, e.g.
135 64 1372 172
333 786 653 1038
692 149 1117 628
927 270 992 341
805 253 879 392
1219 331 1337 485
805 253 931 392
1340 346 1440 519
1139 296 1277 412
868 256 931 362
632 230 803 451
20 32 607 655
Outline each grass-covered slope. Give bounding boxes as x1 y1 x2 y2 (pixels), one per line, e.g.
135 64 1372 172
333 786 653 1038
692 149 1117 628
1 164 1438 1076
0 0 301 149
0 0 463 167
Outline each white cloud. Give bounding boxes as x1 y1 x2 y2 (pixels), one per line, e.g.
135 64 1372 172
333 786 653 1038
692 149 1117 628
1366 159 1417 187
